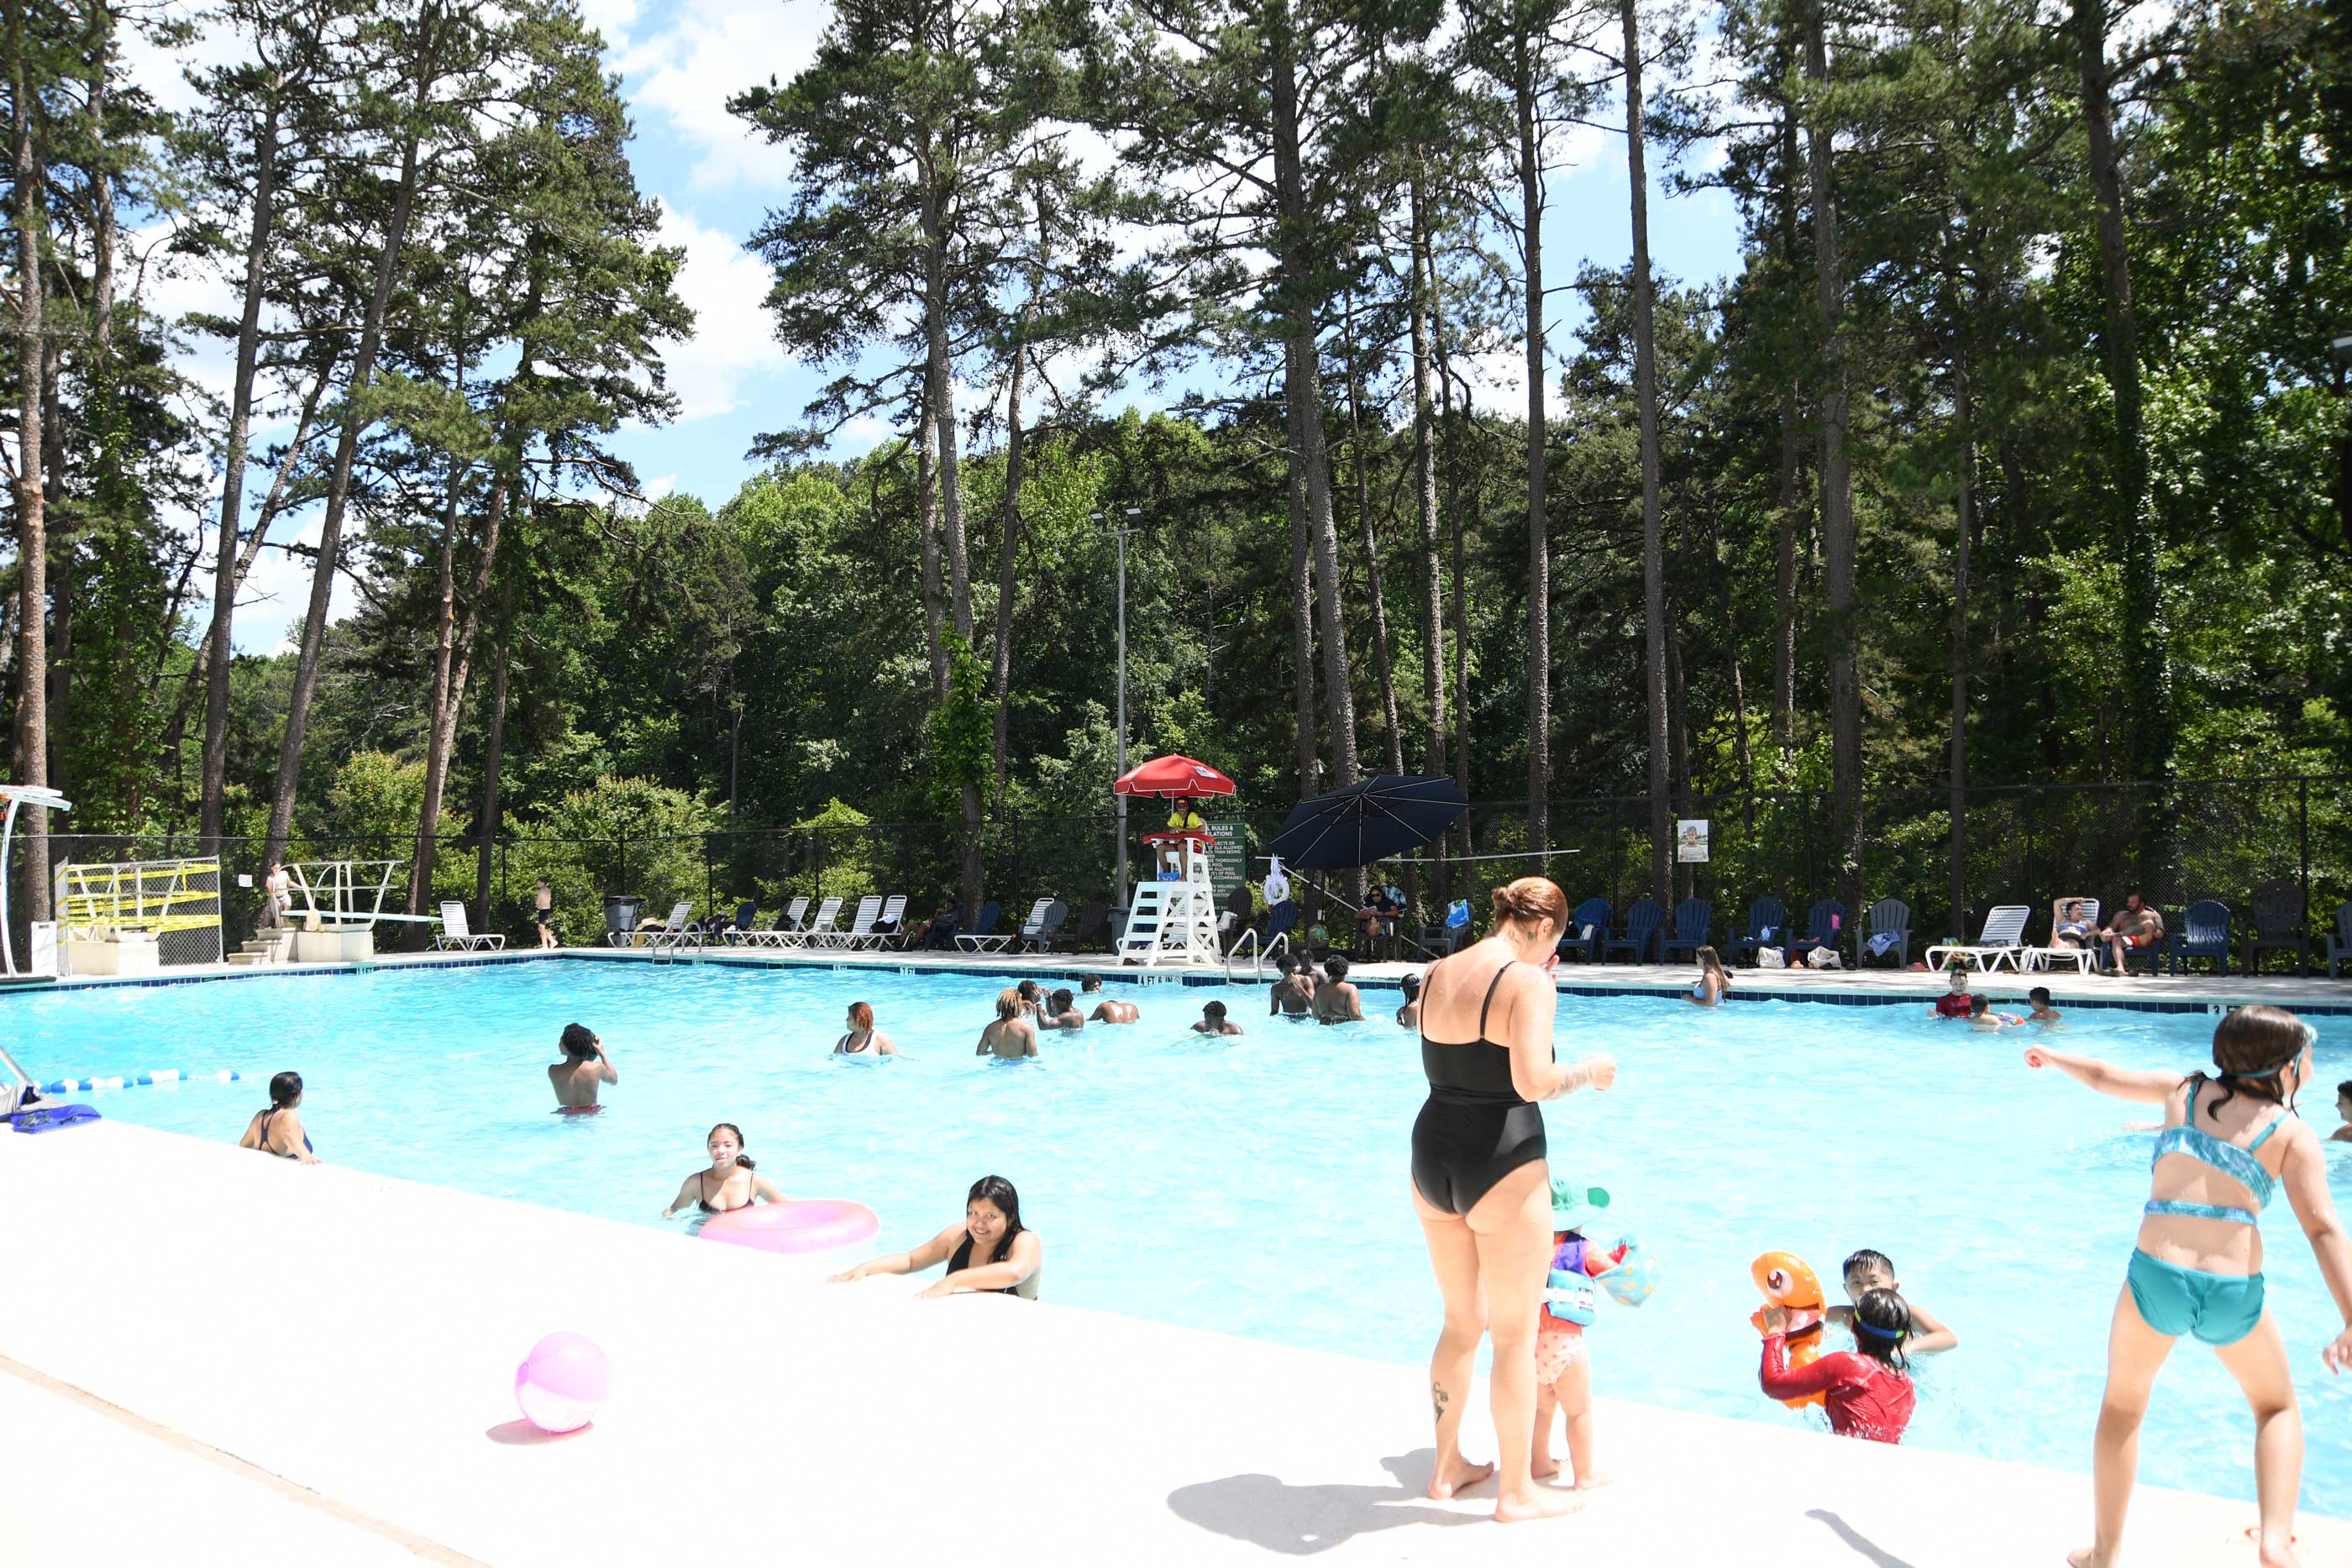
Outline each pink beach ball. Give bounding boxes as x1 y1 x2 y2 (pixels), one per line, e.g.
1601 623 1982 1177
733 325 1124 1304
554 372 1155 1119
513 1331 611 1434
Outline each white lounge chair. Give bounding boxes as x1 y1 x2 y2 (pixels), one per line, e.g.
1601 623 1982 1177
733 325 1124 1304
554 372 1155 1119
1926 905 2031 972
743 896 810 947
2023 897 2101 974
637 901 694 950
820 895 885 950
847 894 906 951
433 900 505 952
785 896 845 949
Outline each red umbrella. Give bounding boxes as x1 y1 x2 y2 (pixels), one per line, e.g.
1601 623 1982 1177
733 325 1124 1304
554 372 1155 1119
1112 755 1236 799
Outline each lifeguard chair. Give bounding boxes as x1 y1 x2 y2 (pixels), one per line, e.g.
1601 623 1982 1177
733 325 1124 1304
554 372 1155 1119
1111 756 1234 968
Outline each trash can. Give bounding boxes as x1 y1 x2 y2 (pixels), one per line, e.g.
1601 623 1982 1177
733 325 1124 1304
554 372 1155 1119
602 895 643 947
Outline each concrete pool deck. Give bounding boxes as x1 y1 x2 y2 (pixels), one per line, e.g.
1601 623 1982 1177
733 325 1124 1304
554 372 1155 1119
1 1119 2343 1567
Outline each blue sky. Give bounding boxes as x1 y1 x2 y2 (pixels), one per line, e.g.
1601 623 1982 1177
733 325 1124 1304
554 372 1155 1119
131 0 1749 651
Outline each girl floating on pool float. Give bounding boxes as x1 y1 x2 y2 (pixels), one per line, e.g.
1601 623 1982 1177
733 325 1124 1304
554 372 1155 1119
827 1174 1042 1299
662 1123 789 1222
2027 1006 2352 1568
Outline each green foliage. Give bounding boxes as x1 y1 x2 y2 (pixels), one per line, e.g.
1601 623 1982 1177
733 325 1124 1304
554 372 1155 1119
929 632 995 795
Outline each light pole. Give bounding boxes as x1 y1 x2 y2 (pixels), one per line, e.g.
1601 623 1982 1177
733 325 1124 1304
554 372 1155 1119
1096 508 1142 904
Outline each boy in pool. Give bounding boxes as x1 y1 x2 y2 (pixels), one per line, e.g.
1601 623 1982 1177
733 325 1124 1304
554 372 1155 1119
1825 1249 1957 1354
2334 1080 2352 1144
1313 952 1365 1023
1930 968 1973 1019
1082 974 1140 1025
1193 999 1243 1036
1969 994 2022 1030
2026 986 2064 1025
1037 989 1085 1031
549 1023 617 1111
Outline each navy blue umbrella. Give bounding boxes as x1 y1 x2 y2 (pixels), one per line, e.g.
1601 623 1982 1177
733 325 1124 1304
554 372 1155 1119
1266 774 1469 871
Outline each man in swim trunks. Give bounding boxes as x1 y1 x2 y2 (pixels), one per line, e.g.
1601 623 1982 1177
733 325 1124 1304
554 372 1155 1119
1193 999 1243 1035
1082 974 1139 1024
2095 889 2165 975
549 1023 617 1110
1269 953 1315 1017
1929 967 1972 1018
977 990 1040 1059
1314 952 1365 1023
1037 989 1084 1031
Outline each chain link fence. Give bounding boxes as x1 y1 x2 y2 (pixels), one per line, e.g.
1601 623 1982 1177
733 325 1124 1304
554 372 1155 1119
17 774 2349 970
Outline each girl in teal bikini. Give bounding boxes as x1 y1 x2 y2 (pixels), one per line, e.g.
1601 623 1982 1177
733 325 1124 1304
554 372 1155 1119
2027 1006 2352 1568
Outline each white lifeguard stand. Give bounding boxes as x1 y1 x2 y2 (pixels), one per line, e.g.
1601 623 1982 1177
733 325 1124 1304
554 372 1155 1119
1116 829 1222 967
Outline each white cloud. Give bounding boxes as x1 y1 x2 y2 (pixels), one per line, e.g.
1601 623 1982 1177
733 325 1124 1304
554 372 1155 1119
651 196 779 421
617 0 832 191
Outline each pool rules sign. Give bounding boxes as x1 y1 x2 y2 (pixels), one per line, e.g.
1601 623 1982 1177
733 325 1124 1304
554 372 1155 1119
1677 820 1709 863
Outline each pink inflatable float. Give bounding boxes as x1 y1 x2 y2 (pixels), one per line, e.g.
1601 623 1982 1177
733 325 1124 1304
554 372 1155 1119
700 1198 879 1256
513 1331 610 1434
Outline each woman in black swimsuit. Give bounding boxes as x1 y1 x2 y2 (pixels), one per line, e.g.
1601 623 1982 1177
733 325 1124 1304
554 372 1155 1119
827 1174 1042 1299
237 1070 321 1164
1411 878 1615 1523
662 1122 788 1220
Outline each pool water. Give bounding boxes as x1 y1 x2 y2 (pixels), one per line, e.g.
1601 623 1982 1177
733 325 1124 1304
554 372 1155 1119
8 960 2351 1512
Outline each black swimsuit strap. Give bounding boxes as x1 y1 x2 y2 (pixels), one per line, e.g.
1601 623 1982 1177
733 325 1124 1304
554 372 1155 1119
1475 962 1516 1043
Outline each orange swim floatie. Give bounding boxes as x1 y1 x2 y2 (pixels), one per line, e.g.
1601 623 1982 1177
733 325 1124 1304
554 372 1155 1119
1749 1251 1828 1410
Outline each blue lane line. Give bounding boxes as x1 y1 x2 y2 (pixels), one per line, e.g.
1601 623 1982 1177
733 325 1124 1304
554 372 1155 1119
40 1068 243 1094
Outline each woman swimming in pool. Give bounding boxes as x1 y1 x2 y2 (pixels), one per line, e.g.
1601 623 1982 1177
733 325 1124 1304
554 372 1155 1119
833 1001 900 1057
237 1071 321 1164
1688 946 1730 1008
2025 1006 2352 1568
661 1123 789 1219
1410 876 1616 1524
827 1174 1042 1299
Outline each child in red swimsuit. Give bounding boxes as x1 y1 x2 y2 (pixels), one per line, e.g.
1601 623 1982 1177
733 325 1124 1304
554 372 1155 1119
1761 1287 1916 1444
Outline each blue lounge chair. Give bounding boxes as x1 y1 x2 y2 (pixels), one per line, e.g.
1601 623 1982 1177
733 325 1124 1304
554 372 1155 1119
1729 897 1789 966
1604 897 1663 963
2246 879 2307 975
2170 900 2232 976
1659 899 1712 963
1788 899 1846 964
1559 898 1611 964
953 899 1010 952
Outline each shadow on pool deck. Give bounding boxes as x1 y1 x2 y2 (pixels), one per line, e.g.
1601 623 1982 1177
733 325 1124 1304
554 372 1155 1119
1168 1450 1486 1555
1807 1507 1921 1568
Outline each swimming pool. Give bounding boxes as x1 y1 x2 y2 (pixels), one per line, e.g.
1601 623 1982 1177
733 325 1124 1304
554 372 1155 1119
9 958 2350 1513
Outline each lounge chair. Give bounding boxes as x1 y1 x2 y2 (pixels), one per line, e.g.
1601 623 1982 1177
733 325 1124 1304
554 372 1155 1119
743 896 811 947
2022 896 2099 974
1658 899 1712 963
2173 899 2233 976
1016 899 1070 953
1856 899 1911 968
1604 897 1664 963
2246 879 2307 975
1926 905 2029 972
1047 899 1110 953
1788 899 1847 965
785 896 845 949
2322 902 2352 978
863 894 909 947
1728 897 1789 966
841 894 905 951
953 899 1011 952
1559 898 1612 964
434 900 506 952
711 900 758 946
641 901 696 950
816 895 884 950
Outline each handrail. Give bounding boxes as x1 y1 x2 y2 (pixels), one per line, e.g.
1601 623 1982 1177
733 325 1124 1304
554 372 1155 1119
1223 927 1289 982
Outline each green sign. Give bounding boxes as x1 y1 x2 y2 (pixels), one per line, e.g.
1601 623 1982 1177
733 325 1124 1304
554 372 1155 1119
1206 820 1247 900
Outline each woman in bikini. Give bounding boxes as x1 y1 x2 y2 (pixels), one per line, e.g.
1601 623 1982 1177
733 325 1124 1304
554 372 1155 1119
2027 1006 2352 1568
238 1071 321 1164
827 1174 1042 1299
1410 876 1616 1523
661 1123 788 1220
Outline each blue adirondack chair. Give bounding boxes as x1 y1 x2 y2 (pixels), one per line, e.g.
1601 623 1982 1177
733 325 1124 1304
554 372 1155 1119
1788 899 1847 963
1729 897 1789 966
1659 899 1713 962
1604 898 1664 963
2246 879 2307 975
1559 898 1611 963
2171 899 2232 975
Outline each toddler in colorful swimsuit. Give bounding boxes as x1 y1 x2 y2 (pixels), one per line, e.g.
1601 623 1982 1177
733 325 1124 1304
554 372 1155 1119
2027 1006 2352 1568
1530 1177 1625 1488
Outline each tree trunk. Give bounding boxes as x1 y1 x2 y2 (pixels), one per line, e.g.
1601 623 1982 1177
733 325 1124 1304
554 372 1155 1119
1948 349 1975 943
1287 391 1319 799
1346 296 1404 777
1435 275 1472 860
1771 42 1803 760
920 181 972 648
2072 0 2169 787
263 9 441 871
1625 0 1671 911
8 0 53 921
1803 0 1863 912
407 447 477 915
411 468 512 916
1515 44 1549 859
992 205 1042 789
472 577 513 929
1410 176 1446 794
200 88 283 850
916 396 947 699
42 333 66 807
